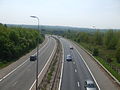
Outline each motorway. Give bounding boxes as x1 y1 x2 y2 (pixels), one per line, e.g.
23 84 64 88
60 38 98 90
0 36 56 90
59 37 120 90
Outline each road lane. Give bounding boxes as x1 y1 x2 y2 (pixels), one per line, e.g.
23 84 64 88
0 37 56 90
60 38 99 90
60 38 80 90
71 39 120 90
60 37 120 90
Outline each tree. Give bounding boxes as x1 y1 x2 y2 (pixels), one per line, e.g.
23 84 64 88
104 30 117 49
0 25 44 62
92 48 99 56
115 47 120 63
93 30 103 45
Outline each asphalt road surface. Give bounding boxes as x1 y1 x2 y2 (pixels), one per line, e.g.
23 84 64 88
59 37 119 90
0 37 56 90
60 38 98 90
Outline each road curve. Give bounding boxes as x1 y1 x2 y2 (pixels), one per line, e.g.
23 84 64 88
0 36 56 90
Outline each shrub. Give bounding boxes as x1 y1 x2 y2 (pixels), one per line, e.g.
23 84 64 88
92 48 99 56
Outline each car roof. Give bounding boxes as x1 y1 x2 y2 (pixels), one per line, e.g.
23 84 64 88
67 54 71 56
86 80 94 84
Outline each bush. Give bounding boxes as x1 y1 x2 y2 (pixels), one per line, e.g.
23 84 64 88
92 48 99 56
115 47 120 63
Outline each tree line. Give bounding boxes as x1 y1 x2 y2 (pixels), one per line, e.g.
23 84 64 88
0 23 44 63
62 30 120 63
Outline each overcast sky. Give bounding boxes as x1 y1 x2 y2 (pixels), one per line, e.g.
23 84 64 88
0 0 120 29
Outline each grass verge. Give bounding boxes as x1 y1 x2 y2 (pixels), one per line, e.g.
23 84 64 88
95 56 120 81
76 42 120 82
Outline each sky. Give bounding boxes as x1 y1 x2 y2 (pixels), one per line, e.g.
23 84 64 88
0 0 120 29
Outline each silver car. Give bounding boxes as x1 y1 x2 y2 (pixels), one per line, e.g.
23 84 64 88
84 80 97 90
66 55 72 61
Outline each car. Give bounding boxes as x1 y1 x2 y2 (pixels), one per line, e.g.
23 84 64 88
30 55 37 61
66 55 72 61
70 46 73 49
84 80 97 90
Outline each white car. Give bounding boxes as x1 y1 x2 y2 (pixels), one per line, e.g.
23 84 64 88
84 80 97 90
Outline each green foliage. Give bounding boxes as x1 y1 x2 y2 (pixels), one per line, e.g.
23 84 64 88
93 30 103 45
92 48 99 56
0 23 44 63
104 30 118 49
115 47 120 63
62 29 120 81
96 56 120 82
62 29 120 65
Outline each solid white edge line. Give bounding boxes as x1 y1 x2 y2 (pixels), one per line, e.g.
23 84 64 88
58 38 64 90
29 38 57 90
74 46 101 90
0 37 49 82
0 59 28 82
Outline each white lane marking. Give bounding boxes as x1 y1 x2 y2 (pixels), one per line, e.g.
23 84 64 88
77 81 80 87
58 38 64 90
75 69 77 73
74 46 101 90
73 61 75 64
0 59 28 82
0 38 49 82
29 39 57 90
29 80 36 90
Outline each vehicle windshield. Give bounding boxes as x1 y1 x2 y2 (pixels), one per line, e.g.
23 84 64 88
87 84 95 88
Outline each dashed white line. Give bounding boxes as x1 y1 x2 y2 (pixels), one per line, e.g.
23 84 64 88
73 61 75 64
77 81 80 87
75 69 77 73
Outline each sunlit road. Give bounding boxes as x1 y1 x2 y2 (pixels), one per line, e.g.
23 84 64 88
0 36 56 90
60 38 99 90
59 37 119 90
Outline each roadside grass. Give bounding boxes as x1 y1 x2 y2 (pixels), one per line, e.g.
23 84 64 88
47 66 55 83
78 42 120 82
95 56 120 81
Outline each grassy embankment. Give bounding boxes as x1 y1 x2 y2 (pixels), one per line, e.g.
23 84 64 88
79 42 120 81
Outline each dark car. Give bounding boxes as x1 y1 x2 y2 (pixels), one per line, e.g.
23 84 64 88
84 80 97 90
30 55 37 61
66 55 72 61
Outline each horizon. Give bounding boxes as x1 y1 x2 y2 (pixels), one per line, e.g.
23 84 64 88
6 23 120 30
0 0 120 29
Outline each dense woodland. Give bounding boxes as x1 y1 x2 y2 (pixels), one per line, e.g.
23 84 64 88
0 23 44 64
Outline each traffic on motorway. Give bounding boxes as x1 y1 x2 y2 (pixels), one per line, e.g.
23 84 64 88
63 45 98 90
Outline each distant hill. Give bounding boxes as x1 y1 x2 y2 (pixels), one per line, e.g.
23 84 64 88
7 24 119 33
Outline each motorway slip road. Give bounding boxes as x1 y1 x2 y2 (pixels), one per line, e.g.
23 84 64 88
59 38 120 90
0 36 56 90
